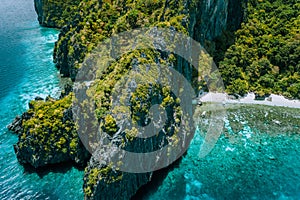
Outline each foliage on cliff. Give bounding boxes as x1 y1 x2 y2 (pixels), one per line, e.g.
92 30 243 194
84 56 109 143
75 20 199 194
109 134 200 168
34 0 81 28
61 1 191 198
18 0 194 198
15 0 300 199
53 0 188 79
220 0 300 98
14 94 90 168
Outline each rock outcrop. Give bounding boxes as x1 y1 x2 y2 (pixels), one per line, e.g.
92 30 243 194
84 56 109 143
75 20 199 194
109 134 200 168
51 0 246 81
12 0 247 199
12 95 90 168
34 0 81 28
8 112 32 134
83 156 152 199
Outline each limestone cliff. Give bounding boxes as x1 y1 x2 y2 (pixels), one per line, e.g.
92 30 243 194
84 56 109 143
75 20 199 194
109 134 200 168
53 0 246 80
12 95 90 168
12 0 247 199
53 0 245 199
190 0 245 44
34 0 81 28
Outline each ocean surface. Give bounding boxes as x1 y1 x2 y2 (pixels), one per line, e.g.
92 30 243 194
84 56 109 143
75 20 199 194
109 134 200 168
0 0 83 199
1 1 300 200
138 105 300 200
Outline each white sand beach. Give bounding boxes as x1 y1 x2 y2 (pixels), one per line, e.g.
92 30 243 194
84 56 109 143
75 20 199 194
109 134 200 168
198 92 300 109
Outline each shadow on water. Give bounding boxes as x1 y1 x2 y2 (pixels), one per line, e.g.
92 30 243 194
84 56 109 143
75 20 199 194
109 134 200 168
22 161 86 179
131 152 186 200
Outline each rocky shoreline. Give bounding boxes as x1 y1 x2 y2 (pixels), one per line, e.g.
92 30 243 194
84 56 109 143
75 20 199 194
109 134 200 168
9 96 90 168
9 0 247 199
9 0 299 199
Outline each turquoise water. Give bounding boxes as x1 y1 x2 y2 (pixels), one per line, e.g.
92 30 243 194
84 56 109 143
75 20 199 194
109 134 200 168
0 0 83 199
1 1 299 200
139 106 300 200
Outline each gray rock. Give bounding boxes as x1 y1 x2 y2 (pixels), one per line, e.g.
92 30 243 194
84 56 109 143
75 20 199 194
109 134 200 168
7 112 32 134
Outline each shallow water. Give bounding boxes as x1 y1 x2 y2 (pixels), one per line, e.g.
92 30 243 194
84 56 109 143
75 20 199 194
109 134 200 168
138 105 300 200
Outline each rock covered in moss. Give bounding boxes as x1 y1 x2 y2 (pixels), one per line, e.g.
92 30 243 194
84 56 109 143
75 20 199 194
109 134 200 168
13 94 90 168
53 0 246 80
83 156 152 200
24 0 247 198
34 0 81 28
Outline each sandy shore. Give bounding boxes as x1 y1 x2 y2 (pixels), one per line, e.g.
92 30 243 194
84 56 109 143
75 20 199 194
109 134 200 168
198 92 300 109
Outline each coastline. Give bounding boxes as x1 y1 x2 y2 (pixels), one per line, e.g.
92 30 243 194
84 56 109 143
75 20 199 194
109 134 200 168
198 92 300 109
8 0 299 199
0 1 84 198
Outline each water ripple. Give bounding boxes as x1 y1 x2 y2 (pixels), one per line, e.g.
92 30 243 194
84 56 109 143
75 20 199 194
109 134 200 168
0 0 84 199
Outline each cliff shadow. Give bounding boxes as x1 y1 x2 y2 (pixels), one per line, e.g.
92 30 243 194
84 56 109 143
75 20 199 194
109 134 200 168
21 160 85 178
131 153 185 200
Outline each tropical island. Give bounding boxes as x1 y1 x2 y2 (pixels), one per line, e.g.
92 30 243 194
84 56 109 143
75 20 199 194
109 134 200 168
8 0 299 199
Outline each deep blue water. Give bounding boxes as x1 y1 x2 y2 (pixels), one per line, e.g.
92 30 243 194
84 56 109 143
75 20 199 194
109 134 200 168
0 0 83 199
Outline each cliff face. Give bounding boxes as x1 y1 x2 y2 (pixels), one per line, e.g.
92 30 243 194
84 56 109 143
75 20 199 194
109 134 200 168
83 156 152 200
53 0 246 80
12 96 90 168
188 0 246 58
190 0 230 43
53 0 246 199
13 0 246 199
34 0 81 28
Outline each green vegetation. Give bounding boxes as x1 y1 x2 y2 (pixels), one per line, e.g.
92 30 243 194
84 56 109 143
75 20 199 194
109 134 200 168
52 0 300 98
16 94 89 166
102 114 118 136
84 163 123 197
81 48 183 197
52 0 190 197
35 0 81 28
17 0 299 198
53 0 187 79
220 0 300 98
